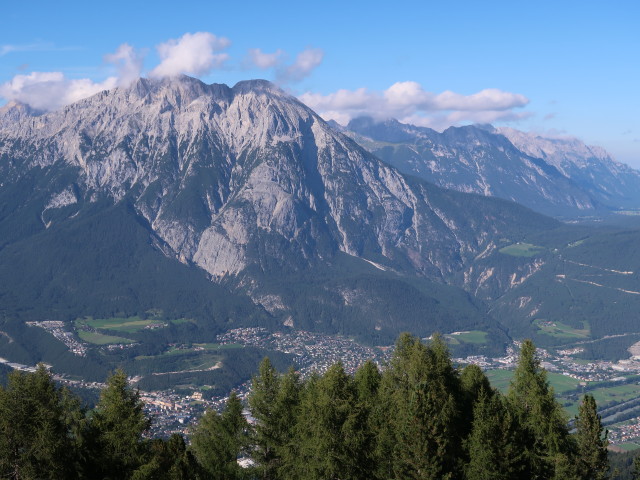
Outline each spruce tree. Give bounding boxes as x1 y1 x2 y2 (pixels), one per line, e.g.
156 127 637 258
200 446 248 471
575 394 609 480
190 391 248 480
391 334 461 480
131 434 201 480
0 365 82 479
352 360 382 479
271 367 302 480
294 362 365 480
507 340 574 479
248 357 282 479
466 388 528 480
90 369 151 479
460 364 494 450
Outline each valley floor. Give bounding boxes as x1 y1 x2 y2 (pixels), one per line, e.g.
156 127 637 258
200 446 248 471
5 326 640 447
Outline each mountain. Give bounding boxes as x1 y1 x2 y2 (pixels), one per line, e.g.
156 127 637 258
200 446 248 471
0 75 563 350
496 126 640 210
341 116 640 218
7 75 640 384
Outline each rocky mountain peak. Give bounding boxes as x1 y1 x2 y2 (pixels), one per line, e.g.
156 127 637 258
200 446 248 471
0 100 43 127
339 116 600 216
0 75 554 291
347 116 437 143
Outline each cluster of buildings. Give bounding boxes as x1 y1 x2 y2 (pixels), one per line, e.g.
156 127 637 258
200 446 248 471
25 321 87 356
216 327 391 376
8 322 640 445
608 419 640 446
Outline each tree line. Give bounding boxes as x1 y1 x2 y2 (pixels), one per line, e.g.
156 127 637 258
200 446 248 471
0 334 615 479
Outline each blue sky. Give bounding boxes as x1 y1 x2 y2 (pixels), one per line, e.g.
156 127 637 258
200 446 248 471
1 0 638 166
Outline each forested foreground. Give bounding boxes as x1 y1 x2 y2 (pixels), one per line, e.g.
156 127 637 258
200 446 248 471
0 334 626 479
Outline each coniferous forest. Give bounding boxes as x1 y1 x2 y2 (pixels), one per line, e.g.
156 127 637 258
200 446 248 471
0 334 617 479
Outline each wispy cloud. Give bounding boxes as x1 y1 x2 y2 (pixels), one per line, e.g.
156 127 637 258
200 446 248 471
299 82 530 129
276 48 324 83
244 47 324 84
104 43 144 86
0 42 81 57
246 48 284 69
150 32 230 78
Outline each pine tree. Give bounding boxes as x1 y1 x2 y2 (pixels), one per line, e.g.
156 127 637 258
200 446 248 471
460 364 494 452
391 334 461 480
131 434 201 480
633 454 640 479
90 369 151 479
190 391 248 480
466 388 528 480
351 360 382 479
460 364 493 409
0 365 82 479
575 394 609 480
294 362 366 480
507 340 574 479
275 367 303 480
248 357 282 479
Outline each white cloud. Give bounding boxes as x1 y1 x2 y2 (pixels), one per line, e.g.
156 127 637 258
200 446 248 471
299 82 530 129
0 42 79 57
1 44 24 56
104 43 144 86
150 32 230 78
246 48 284 69
0 43 145 111
0 71 117 111
383 81 432 109
276 48 324 83
431 89 528 111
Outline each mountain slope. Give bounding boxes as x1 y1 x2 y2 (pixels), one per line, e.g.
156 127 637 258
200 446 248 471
0 77 568 351
497 126 640 209
340 116 640 218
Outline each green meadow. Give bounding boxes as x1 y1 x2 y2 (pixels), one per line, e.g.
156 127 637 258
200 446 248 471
445 330 488 345
534 319 590 339
499 242 545 257
78 330 135 345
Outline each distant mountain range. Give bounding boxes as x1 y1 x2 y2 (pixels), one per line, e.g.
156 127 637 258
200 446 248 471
335 116 640 218
2 76 640 378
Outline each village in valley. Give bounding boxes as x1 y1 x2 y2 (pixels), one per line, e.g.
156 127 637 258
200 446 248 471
4 320 640 450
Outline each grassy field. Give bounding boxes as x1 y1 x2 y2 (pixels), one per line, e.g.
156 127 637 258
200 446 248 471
613 441 640 452
499 243 545 257
135 351 222 372
555 381 640 417
485 370 580 396
534 319 590 339
193 343 243 350
589 383 640 407
169 318 195 325
76 316 166 333
484 369 514 392
164 343 243 355
135 343 241 363
546 373 582 394
78 330 134 345
445 331 488 345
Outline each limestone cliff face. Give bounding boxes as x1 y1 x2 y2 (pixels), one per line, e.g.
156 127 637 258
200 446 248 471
341 117 638 218
497 126 640 209
0 76 555 290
